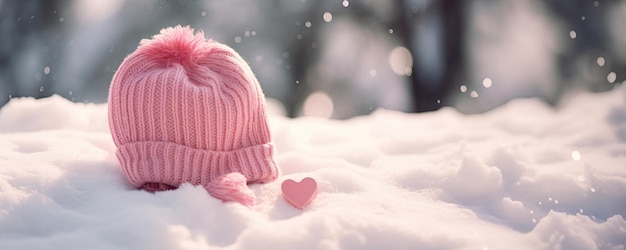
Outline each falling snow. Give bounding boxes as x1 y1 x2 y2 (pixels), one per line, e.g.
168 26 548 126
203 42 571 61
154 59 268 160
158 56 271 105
482 78 492 88
607 72 617 83
571 150 581 161
323 12 333 23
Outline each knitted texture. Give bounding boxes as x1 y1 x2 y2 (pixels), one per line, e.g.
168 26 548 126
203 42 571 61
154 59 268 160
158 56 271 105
108 26 279 206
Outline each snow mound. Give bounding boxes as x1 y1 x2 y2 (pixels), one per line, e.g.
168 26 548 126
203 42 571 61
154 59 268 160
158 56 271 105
1 85 625 249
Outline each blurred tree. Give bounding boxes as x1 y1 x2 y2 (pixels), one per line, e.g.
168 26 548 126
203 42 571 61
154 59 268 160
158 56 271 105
0 1 57 102
397 0 466 112
1 0 622 117
544 0 624 95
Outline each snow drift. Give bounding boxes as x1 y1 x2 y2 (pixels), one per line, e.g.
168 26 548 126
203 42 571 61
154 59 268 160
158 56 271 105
1 85 625 249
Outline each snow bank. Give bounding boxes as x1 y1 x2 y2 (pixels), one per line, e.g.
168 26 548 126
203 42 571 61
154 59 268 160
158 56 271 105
1 86 625 249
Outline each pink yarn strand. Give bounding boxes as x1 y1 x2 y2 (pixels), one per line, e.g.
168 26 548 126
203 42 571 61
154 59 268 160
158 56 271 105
204 173 255 207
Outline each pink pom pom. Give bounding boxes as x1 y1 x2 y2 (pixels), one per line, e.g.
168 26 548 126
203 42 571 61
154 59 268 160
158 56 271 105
137 25 209 67
204 173 256 207
132 25 256 88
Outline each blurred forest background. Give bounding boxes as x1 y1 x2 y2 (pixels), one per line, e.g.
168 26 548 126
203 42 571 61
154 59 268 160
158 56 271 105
0 0 624 119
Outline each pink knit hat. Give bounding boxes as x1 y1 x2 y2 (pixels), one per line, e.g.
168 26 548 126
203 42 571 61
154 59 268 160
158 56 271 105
108 26 279 206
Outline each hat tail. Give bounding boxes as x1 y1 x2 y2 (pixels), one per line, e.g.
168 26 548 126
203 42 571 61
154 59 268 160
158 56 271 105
204 172 255 207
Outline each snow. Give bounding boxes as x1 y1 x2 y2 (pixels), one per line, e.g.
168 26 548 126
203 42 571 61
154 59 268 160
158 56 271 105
1 85 626 250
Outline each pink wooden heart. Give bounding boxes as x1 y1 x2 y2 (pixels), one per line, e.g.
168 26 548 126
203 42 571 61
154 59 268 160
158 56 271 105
281 177 318 209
